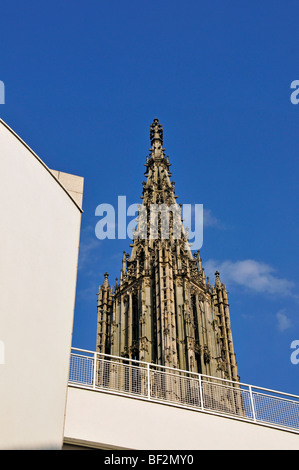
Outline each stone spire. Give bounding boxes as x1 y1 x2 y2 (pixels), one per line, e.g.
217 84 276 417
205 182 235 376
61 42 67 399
103 272 110 288
96 119 240 383
214 270 222 288
142 119 174 199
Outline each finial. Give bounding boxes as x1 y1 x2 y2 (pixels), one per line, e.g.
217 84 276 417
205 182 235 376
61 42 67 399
197 250 202 269
103 272 109 288
150 118 163 145
215 271 222 287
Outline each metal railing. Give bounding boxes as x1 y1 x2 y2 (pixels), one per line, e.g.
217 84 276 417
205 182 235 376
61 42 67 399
68 348 299 433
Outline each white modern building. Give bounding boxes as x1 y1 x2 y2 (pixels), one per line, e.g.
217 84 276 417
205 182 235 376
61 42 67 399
0 119 83 449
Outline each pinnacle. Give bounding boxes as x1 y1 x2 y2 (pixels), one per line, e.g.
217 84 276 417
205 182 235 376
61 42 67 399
103 272 110 288
215 271 222 288
150 118 163 145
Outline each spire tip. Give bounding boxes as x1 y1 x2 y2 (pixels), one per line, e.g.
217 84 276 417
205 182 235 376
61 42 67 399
150 118 163 144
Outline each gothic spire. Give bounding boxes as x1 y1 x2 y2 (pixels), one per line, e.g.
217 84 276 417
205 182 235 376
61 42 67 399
142 118 175 207
96 118 240 384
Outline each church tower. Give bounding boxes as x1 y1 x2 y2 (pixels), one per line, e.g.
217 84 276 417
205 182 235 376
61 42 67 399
96 119 239 382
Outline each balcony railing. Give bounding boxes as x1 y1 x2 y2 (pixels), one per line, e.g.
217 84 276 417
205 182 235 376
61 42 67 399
68 348 299 433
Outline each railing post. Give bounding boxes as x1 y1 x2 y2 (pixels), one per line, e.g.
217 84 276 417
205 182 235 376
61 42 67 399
198 373 204 410
147 363 151 400
93 351 97 390
249 385 256 422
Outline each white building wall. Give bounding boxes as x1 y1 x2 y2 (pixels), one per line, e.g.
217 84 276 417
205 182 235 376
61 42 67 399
0 119 83 449
64 387 299 450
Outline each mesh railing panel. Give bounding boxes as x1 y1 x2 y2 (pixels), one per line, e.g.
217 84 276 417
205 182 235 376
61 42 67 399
149 370 201 408
96 359 148 398
201 379 249 418
69 353 94 386
252 391 299 430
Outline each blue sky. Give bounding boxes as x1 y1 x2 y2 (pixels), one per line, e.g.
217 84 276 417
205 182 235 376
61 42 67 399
0 1 298 395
